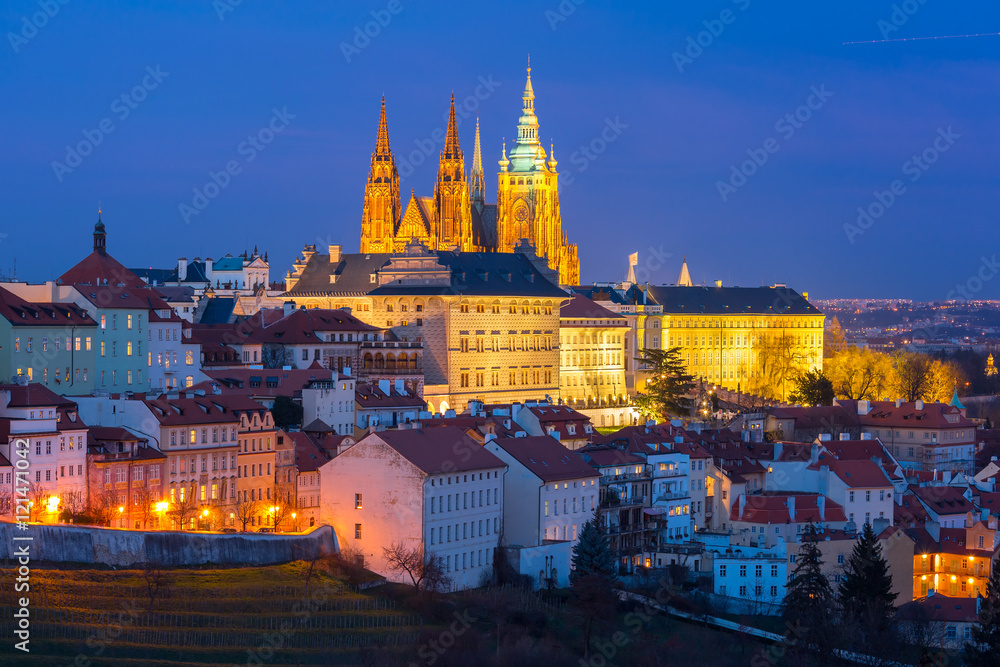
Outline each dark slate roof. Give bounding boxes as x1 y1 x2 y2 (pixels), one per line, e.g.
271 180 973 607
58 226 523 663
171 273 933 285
373 251 566 298
490 435 600 482
131 268 177 285
198 297 236 324
644 285 823 316
154 285 197 303
285 249 566 299
471 204 498 248
571 284 648 306
285 252 393 297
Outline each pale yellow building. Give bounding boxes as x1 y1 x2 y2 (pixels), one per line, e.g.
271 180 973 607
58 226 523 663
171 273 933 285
559 294 628 410
283 241 567 415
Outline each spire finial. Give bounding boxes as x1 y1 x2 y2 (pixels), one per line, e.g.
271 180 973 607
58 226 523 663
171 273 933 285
527 54 531 75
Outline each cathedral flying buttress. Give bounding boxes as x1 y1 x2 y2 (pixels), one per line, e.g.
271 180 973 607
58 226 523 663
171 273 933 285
359 66 580 286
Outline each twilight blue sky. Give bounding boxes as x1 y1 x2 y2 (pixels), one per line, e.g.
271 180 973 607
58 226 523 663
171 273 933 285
1 0 998 300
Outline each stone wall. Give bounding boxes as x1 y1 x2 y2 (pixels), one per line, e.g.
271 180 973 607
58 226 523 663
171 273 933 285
0 523 337 567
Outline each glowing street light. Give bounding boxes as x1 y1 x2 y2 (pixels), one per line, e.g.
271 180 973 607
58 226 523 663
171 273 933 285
202 509 209 518
155 501 169 512
46 496 60 513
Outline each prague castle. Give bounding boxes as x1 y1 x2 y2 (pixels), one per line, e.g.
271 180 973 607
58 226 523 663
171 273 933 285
359 67 580 286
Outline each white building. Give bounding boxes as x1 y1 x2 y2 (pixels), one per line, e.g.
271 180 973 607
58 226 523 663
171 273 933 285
318 427 505 591
147 306 201 390
648 448 692 542
712 540 788 615
0 385 89 521
300 375 356 438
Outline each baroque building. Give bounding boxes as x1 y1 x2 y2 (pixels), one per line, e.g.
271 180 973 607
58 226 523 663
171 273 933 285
359 67 580 285
283 241 567 414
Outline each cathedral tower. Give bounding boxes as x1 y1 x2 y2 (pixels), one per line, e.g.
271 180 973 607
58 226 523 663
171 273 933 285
434 95 474 251
360 97 401 253
496 65 579 285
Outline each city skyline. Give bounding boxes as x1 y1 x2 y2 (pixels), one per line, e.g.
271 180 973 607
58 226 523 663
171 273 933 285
2 1 998 300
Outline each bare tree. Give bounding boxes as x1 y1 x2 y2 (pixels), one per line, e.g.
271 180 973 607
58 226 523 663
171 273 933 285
891 352 932 402
27 482 49 522
134 486 158 529
233 492 261 532
169 484 198 530
90 489 119 527
141 561 173 614
271 502 292 532
382 542 447 592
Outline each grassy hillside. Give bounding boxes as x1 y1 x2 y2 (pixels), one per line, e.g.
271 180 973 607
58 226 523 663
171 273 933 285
0 561 790 666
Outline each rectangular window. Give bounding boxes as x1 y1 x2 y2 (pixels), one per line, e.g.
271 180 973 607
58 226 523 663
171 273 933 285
355 493 363 509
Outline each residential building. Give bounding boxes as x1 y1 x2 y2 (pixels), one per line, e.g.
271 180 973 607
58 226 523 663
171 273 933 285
354 380 426 437
0 286 97 392
513 401 594 450
729 492 848 548
317 427 506 591
87 426 166 529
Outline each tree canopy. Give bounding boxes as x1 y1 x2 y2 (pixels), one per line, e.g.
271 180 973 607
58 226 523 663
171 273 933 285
634 347 693 420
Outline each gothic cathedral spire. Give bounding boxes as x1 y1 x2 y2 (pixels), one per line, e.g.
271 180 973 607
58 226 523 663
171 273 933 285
470 115 485 207
434 94 473 251
361 97 401 253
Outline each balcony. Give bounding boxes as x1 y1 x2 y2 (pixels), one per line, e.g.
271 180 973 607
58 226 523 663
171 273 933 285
656 491 689 502
601 471 649 483
600 494 647 509
361 341 424 350
361 367 423 376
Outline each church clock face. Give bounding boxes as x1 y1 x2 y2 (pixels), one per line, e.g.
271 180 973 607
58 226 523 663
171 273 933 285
512 200 530 241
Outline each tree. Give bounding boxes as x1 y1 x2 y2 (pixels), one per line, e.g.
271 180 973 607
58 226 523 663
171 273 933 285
271 395 303 431
141 561 172 614
965 560 1000 665
826 347 891 401
783 523 835 663
890 352 932 402
169 483 199 530
271 502 292 532
570 518 617 659
233 492 261 532
747 332 809 402
381 541 447 592
261 342 289 369
634 347 693 420
824 316 847 358
838 522 898 658
90 489 119 527
134 486 158 530
788 370 835 406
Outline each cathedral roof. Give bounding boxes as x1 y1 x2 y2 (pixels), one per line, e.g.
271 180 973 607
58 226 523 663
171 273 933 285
470 203 497 248
284 248 565 299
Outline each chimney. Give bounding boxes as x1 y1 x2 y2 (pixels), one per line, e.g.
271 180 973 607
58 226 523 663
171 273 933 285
394 379 404 395
773 442 783 460
204 257 214 283
895 398 902 408
738 494 746 520
926 520 940 542
966 511 974 529
860 432 872 441
329 245 342 263
819 433 831 442
787 496 796 523
283 301 295 317
178 257 188 282
839 432 850 441
857 400 871 416
817 495 825 521
915 399 924 410
378 379 390 395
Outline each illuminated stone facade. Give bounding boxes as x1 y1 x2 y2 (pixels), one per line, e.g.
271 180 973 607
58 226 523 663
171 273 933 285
575 282 824 398
559 294 628 409
359 68 579 285
283 241 567 414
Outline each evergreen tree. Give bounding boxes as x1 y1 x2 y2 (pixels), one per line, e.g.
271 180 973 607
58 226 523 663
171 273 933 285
788 370 835 406
838 522 897 627
964 559 1000 666
633 347 694 420
570 517 617 658
570 517 616 585
783 523 834 662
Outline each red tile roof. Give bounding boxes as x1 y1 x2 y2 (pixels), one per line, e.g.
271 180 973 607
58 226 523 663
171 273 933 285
142 394 266 426
73 284 172 311
897 594 978 624
560 294 628 324
827 459 894 489
355 383 425 410
911 486 975 517
246 308 381 345
730 493 848 524
490 436 601 483
371 427 506 475
289 431 331 473
847 399 976 431
0 383 77 408
58 249 148 289
0 287 97 328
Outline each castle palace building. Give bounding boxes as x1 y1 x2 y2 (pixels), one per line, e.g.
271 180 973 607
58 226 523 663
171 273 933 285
359 67 580 286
